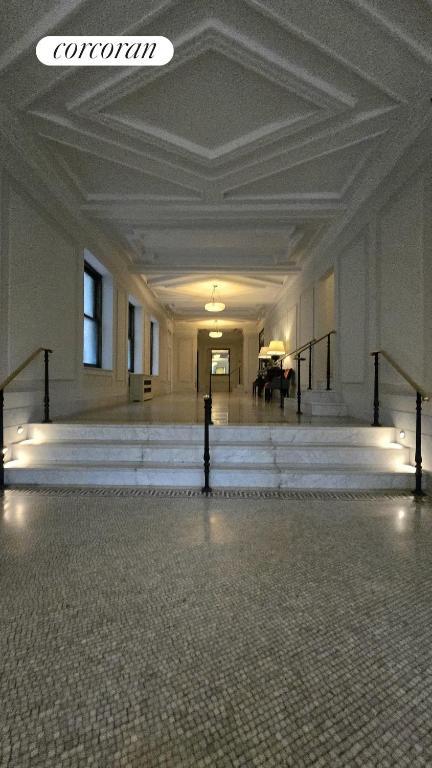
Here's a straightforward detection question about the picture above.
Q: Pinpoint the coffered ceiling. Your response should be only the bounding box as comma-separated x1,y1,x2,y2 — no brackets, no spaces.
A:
1,0,432,324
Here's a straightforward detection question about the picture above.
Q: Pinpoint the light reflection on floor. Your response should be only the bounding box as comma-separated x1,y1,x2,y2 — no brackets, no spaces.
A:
60,392,367,426
0,489,431,767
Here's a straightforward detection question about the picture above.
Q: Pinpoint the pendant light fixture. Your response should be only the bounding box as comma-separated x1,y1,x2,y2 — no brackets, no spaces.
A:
205,284,225,313
209,320,223,339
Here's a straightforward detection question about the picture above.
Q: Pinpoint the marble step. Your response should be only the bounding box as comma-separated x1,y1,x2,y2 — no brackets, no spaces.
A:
12,441,272,465
285,390,348,417
4,462,414,490
302,402,348,416
5,463,204,487
27,423,399,447
212,465,414,490
12,440,410,468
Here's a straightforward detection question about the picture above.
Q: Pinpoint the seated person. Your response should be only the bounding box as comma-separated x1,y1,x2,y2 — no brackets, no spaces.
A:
266,366,295,401
253,372,267,397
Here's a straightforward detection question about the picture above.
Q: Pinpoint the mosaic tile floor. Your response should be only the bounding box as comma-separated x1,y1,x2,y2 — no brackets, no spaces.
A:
1,490,432,767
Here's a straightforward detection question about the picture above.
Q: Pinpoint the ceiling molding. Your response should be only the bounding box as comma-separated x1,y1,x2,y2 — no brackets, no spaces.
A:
1,0,431,322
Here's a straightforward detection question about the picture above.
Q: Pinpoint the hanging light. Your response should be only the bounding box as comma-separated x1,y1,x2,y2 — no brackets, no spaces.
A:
209,320,223,339
205,284,225,312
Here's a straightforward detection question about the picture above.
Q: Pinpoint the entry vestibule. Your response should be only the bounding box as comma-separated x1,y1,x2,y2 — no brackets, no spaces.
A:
197,329,243,394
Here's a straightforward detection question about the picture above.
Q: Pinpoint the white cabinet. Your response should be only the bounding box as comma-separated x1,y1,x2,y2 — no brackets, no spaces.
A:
129,374,153,402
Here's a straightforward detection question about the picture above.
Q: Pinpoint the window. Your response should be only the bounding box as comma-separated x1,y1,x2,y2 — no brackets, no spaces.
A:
83,262,102,367
128,303,135,372
211,349,229,375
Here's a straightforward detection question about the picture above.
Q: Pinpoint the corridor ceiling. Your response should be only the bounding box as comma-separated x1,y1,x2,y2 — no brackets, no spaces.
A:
2,0,432,325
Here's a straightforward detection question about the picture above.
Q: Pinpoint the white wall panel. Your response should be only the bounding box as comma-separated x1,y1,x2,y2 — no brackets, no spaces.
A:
340,237,367,383
8,188,77,381
379,174,424,384
299,287,314,347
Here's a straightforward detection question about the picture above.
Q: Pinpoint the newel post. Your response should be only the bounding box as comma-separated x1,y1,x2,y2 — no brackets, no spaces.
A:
372,352,380,427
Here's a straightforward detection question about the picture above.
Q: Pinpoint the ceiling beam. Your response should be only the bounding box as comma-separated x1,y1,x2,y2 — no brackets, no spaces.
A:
130,263,301,274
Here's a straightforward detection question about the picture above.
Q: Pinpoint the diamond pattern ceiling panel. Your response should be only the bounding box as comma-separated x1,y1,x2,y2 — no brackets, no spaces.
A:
106,50,318,152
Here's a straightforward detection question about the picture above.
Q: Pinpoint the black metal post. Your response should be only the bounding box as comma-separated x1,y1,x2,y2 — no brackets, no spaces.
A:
0,389,4,493
280,360,284,410
414,391,424,497
202,395,212,494
372,352,380,427
208,370,213,425
326,334,331,391
296,356,305,415
43,349,52,424
308,344,312,390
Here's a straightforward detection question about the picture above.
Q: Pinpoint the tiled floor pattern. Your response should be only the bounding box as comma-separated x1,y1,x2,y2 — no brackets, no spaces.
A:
6,486,415,500
1,490,432,767
61,392,366,426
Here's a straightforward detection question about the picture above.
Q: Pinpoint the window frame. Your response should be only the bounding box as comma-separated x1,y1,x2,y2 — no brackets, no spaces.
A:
128,302,135,373
83,261,103,368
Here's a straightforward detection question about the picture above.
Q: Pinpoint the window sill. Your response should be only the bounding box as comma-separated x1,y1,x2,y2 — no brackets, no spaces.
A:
82,366,113,376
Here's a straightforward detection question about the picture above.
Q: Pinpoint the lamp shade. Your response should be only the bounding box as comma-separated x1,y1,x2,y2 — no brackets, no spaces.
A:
268,339,285,355
258,346,271,359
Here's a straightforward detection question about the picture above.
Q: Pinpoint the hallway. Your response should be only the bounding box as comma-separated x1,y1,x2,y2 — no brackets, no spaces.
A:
63,392,366,426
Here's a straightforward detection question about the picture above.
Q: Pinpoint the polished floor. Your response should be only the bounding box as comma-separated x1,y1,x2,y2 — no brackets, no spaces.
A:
1,490,431,767
65,392,364,426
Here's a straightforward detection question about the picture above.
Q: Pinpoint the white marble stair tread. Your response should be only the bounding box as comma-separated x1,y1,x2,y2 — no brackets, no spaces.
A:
18,439,205,446
4,464,204,487
7,461,203,469
277,463,413,473
211,462,413,472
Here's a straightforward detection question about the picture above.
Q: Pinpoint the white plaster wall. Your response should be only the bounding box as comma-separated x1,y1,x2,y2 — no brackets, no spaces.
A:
379,176,424,385
339,236,367,384
243,331,259,395
263,136,432,481
263,294,298,371
173,329,197,393
0,170,172,446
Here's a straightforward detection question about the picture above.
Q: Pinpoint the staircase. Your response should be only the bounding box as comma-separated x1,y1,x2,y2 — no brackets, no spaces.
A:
284,389,348,417
5,422,415,490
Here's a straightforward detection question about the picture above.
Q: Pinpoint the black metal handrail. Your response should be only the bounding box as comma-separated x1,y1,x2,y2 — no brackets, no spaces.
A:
371,349,430,497
294,330,335,413
259,330,336,411
1,348,53,491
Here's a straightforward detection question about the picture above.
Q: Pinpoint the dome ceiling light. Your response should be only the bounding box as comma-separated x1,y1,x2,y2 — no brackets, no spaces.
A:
209,320,223,339
205,284,225,313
